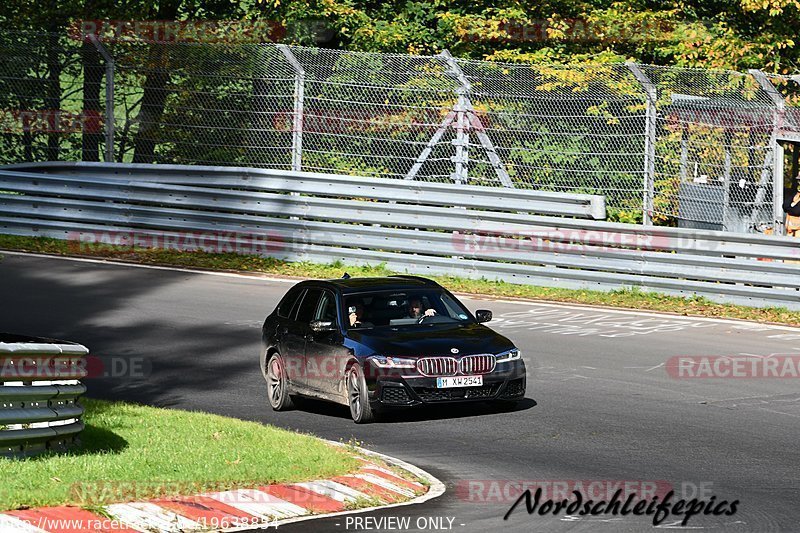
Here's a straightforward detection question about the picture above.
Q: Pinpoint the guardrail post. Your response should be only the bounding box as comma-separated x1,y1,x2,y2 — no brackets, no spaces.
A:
748,69,786,235
626,62,657,226
278,45,305,172
89,35,115,163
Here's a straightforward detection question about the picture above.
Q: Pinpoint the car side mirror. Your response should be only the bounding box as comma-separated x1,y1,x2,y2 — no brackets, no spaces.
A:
475,310,492,323
310,320,337,333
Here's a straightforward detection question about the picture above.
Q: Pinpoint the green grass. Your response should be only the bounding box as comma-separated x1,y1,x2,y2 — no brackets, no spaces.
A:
0,399,359,511
2,234,800,326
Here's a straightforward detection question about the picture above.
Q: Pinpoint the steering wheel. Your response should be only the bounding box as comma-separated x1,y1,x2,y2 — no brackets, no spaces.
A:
417,312,437,324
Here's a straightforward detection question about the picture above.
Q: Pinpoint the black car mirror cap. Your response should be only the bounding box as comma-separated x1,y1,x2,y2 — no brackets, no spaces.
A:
475,310,492,323
310,320,337,332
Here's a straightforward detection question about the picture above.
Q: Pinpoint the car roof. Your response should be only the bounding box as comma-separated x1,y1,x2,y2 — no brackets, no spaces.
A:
305,275,440,294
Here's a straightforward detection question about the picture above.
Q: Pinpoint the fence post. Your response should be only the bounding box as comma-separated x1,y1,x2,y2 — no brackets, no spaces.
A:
278,44,305,172
438,51,470,185
748,69,786,236
626,62,657,226
438,50,513,187
89,35,115,163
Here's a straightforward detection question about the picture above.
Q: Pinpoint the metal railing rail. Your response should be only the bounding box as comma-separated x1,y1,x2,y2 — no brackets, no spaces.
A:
1,163,799,310
0,336,87,458
2,162,607,219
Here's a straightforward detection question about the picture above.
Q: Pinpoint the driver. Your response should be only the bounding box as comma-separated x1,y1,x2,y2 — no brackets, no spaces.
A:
407,297,436,319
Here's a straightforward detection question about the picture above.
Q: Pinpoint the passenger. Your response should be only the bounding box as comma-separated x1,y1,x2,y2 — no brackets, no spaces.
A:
348,302,373,328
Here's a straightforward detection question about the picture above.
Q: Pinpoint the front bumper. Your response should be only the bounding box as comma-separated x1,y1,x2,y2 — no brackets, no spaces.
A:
367,359,526,408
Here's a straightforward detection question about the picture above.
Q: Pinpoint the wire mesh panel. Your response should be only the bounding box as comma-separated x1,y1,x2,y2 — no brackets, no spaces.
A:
642,65,779,230
110,41,297,167
454,59,647,207
285,47,458,179
0,31,795,231
0,31,106,164
766,73,800,134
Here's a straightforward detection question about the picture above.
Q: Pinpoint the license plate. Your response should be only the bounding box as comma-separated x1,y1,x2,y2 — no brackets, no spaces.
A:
436,375,483,388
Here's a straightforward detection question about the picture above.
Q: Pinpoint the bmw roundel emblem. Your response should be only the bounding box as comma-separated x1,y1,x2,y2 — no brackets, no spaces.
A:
451,348,459,354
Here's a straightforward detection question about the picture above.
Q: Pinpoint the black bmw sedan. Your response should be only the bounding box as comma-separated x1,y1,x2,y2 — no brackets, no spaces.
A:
260,275,526,423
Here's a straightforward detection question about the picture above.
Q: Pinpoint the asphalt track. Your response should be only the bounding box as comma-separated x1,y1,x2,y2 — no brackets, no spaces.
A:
1,252,799,532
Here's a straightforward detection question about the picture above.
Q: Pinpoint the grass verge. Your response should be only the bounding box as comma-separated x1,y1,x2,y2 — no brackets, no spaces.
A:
1,234,799,326
0,398,359,511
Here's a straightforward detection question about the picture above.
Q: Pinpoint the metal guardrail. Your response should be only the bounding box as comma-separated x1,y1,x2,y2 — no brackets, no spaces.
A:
0,335,87,458
2,162,607,219
1,163,799,310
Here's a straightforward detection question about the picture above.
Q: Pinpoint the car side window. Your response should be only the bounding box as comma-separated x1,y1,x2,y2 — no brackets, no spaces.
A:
296,288,322,323
277,287,303,319
315,291,338,324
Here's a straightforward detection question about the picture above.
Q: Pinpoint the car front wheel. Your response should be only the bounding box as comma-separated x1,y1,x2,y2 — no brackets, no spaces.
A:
266,352,294,411
346,363,376,424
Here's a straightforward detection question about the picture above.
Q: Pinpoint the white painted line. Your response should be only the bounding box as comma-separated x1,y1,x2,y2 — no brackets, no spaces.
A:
206,489,307,520
352,473,416,497
104,502,198,532
0,515,49,533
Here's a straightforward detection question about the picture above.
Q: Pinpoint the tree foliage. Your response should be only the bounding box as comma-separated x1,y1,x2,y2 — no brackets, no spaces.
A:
0,0,798,72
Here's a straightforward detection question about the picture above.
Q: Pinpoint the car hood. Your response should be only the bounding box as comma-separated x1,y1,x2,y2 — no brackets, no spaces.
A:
347,322,514,357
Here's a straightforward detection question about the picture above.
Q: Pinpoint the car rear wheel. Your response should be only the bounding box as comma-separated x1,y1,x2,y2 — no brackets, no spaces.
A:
346,364,375,424
266,352,294,411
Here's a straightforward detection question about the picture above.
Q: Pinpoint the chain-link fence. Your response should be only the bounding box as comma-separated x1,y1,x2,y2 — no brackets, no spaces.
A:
1,30,799,231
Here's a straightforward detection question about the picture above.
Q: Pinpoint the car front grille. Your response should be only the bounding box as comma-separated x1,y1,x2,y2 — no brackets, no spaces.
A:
416,357,458,377
416,355,497,377
416,383,501,402
458,354,496,375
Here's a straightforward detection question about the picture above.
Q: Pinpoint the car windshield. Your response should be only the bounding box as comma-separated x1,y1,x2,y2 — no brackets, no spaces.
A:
344,289,473,330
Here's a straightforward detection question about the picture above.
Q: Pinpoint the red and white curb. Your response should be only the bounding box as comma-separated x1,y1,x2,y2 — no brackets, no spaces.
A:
0,443,444,532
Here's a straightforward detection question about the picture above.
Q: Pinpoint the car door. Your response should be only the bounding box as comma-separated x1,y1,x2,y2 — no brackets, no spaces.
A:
305,290,345,395
288,287,322,391
272,286,304,386
281,288,320,391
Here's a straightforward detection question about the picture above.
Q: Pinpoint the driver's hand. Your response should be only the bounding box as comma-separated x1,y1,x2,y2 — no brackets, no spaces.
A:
349,312,358,326
424,308,436,317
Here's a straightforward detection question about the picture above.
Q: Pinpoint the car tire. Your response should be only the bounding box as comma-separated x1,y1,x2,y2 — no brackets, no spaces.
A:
346,363,376,424
265,352,294,411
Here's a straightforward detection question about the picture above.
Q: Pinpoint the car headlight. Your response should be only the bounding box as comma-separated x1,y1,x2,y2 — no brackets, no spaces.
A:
369,355,417,369
496,349,521,363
